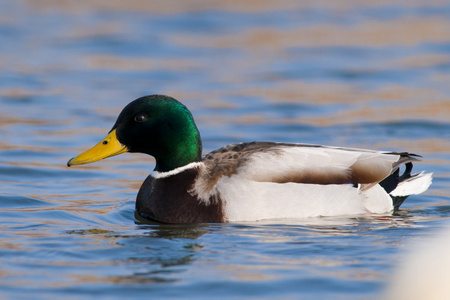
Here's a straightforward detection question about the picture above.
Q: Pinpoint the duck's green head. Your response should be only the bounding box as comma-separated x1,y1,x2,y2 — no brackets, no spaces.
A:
67,95,202,172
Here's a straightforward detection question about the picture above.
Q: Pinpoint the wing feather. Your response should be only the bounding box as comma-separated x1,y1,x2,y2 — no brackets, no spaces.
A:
203,142,419,186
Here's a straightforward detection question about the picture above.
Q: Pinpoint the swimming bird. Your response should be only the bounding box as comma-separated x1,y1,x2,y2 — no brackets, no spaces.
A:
67,95,432,223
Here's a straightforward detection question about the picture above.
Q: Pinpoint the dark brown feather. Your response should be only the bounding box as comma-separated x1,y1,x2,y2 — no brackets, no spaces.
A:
136,167,224,224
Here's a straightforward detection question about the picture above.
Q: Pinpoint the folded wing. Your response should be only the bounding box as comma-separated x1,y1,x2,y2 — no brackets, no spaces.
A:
203,142,419,186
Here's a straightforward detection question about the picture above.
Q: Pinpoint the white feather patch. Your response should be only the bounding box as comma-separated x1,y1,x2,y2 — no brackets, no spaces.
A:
390,172,433,197
189,165,219,205
361,184,394,212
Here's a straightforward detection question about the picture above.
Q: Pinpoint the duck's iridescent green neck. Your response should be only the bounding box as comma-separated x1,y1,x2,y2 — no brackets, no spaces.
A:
153,110,203,172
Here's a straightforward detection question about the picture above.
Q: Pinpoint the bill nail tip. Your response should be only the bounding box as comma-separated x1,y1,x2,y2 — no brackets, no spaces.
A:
67,158,74,167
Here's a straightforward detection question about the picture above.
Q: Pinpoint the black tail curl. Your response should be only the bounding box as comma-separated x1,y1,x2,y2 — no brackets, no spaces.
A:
379,162,413,210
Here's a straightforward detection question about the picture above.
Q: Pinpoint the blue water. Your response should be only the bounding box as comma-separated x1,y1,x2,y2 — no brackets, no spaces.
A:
1,1,449,299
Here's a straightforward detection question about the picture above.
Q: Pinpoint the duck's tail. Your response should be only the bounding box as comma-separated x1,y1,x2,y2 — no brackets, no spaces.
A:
379,162,433,210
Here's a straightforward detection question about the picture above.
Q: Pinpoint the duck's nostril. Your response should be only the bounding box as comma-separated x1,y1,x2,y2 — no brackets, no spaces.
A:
102,141,108,145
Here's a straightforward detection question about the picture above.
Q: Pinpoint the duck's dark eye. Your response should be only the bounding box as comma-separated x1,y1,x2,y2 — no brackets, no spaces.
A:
134,114,148,122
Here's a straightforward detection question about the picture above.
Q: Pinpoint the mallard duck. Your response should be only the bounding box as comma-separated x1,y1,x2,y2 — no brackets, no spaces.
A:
67,95,432,223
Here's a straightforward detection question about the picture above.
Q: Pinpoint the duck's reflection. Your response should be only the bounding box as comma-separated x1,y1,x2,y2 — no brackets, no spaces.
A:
134,210,214,240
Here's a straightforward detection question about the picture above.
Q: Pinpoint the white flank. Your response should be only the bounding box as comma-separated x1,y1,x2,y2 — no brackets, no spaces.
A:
151,162,204,179
390,172,433,197
214,176,393,222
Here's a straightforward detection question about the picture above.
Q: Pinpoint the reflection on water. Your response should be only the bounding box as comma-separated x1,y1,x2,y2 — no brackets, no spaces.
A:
0,0,449,299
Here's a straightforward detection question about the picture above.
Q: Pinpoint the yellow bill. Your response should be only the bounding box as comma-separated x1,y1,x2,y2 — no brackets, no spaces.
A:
67,129,127,166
